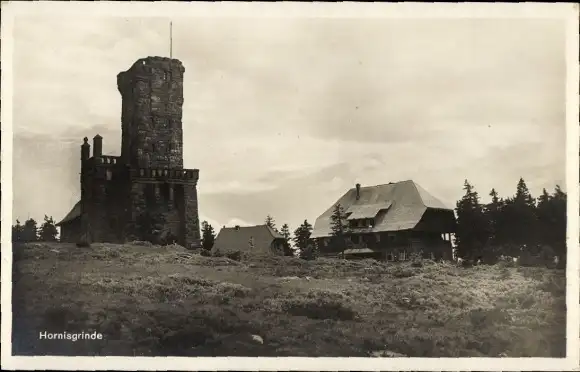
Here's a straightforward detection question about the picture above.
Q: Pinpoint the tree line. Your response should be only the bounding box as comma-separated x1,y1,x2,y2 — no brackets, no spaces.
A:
455,177,566,265
12,177,567,267
12,216,59,242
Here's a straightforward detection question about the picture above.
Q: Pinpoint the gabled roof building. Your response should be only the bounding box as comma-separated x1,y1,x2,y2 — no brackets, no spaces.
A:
212,224,286,256
312,180,456,261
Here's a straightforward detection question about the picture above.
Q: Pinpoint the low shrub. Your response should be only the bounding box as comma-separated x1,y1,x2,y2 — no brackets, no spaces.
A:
282,298,357,321
410,260,423,268
226,251,242,262
468,308,510,328
392,267,415,278
498,260,516,269
199,249,212,257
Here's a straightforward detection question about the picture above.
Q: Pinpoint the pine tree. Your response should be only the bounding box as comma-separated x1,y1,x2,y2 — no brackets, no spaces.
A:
21,218,38,242
293,220,314,259
12,219,23,243
484,188,505,262
38,215,58,242
280,223,294,256
265,215,277,232
510,177,539,255
549,185,567,264
454,180,489,260
536,188,552,247
330,204,349,257
201,221,216,251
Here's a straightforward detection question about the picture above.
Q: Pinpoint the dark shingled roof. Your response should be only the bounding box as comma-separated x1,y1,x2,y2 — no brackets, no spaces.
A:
312,180,454,238
56,201,81,226
212,224,284,254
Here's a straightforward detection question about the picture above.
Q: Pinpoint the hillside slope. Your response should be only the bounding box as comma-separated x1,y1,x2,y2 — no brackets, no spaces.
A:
11,242,566,357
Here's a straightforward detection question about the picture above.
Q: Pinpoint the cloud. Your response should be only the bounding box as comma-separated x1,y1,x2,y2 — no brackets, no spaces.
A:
10,15,567,233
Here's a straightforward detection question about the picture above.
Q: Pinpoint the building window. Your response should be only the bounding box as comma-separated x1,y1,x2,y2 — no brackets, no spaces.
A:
376,234,381,242
388,233,396,242
387,254,393,261
351,235,360,244
106,169,113,181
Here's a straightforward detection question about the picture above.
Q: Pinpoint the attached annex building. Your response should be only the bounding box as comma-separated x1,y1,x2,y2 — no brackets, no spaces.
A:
311,180,456,261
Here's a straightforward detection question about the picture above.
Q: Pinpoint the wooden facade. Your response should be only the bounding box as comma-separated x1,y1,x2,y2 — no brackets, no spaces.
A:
316,230,452,261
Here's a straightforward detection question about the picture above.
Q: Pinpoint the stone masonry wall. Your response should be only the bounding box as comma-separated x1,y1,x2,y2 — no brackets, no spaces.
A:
184,183,201,247
127,181,183,245
82,164,127,243
118,57,185,170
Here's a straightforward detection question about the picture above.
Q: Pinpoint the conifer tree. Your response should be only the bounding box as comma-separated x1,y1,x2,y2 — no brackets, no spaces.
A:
201,221,216,251
330,204,349,257
548,185,567,263
509,178,539,254
483,188,505,262
38,215,58,242
265,215,277,232
22,218,38,242
280,223,294,256
454,180,489,260
293,220,314,259
12,219,23,243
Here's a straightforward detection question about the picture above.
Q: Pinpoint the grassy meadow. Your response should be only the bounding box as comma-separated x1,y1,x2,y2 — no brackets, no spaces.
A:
11,242,566,357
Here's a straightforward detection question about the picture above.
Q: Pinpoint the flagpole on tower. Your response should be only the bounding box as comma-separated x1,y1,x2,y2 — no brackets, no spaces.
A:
169,21,173,58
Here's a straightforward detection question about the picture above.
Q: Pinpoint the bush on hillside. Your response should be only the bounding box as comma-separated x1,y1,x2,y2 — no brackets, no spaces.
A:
200,249,212,257
225,251,242,262
299,242,319,261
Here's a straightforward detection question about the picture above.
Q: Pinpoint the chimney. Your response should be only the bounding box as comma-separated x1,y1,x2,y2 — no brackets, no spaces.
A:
356,183,361,200
93,134,103,158
81,137,90,161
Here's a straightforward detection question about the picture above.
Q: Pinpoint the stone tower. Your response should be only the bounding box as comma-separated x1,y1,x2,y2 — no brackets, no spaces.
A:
74,57,200,248
118,57,185,169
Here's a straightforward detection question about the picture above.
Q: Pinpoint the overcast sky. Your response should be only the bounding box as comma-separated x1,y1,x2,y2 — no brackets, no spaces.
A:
11,15,567,233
